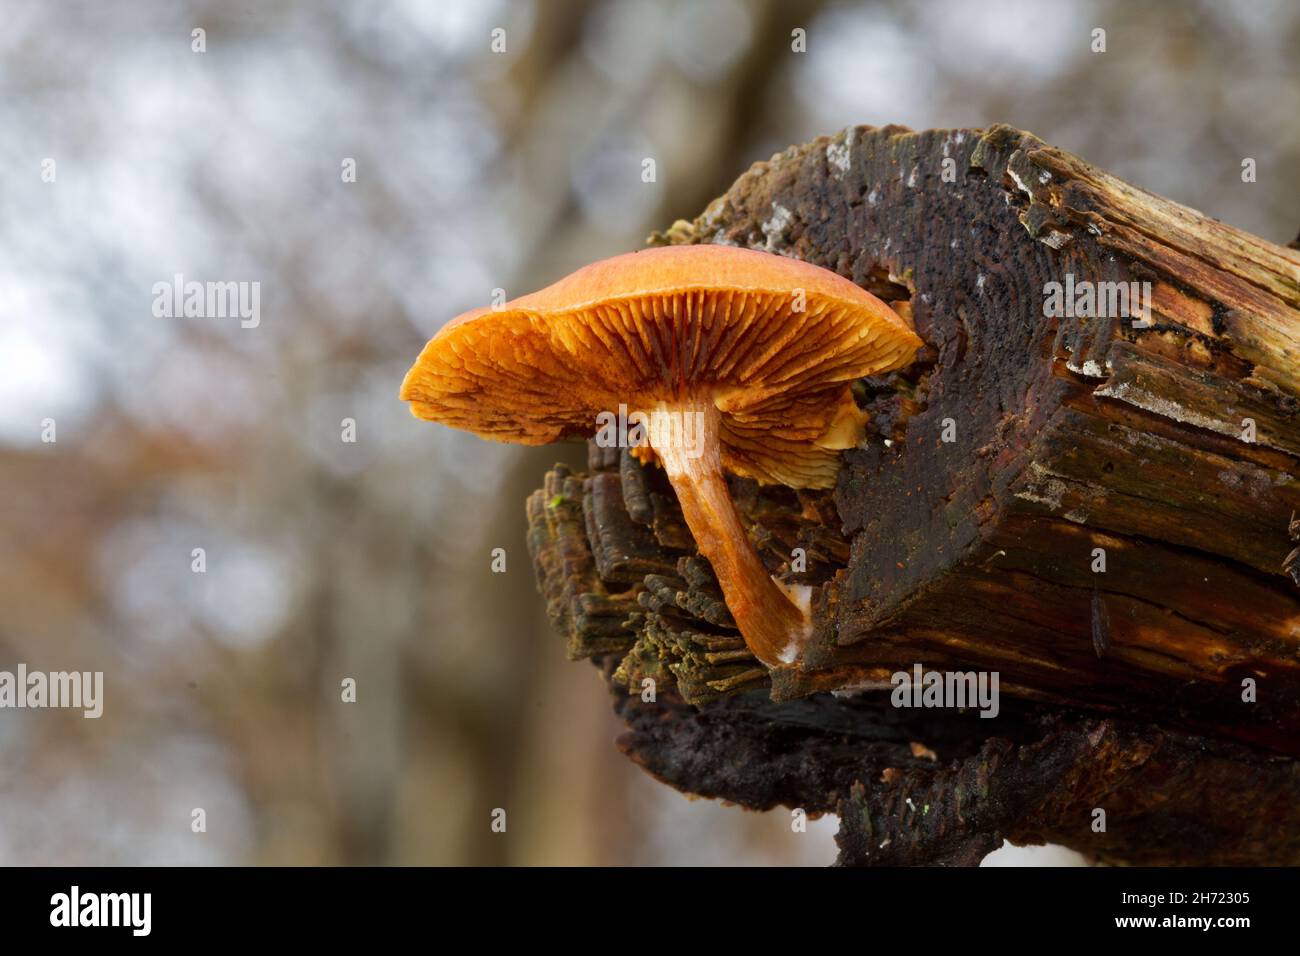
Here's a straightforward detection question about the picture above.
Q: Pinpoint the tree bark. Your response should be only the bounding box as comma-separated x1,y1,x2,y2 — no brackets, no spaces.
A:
527,125,1300,865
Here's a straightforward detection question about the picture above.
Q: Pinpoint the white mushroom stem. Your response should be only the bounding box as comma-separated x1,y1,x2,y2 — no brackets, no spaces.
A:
647,400,811,669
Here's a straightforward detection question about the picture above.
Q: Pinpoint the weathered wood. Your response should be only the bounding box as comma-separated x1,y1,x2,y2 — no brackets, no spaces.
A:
679,123,1300,753
526,125,1300,864
609,670,1300,866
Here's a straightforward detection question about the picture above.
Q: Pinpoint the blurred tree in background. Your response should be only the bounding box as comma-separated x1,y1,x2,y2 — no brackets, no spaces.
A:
1,0,1296,864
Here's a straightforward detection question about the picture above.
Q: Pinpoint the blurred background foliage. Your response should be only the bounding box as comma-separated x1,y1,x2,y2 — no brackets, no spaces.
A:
1,0,1296,864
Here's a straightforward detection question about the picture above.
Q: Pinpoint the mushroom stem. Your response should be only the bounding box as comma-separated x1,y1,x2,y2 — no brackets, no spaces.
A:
647,400,811,669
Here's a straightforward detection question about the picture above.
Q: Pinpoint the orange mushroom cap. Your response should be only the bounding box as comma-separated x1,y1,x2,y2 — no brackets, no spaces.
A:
399,245,922,488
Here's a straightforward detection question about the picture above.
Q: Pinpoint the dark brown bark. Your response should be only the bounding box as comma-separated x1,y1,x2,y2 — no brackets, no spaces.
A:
526,125,1300,865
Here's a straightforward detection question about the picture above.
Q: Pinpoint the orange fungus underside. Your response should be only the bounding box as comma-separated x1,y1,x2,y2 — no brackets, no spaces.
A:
400,244,923,488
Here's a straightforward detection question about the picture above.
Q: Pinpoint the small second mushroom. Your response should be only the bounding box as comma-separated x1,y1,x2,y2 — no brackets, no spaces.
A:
400,245,922,669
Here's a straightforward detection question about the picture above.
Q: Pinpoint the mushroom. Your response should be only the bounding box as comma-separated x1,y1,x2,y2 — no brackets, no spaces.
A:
400,245,922,669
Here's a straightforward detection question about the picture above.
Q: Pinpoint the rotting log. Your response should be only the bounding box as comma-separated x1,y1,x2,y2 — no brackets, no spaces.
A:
526,124,1300,865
